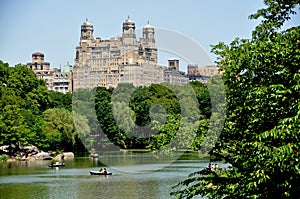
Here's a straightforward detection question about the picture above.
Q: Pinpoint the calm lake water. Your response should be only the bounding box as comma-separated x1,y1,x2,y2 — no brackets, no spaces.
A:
0,151,220,199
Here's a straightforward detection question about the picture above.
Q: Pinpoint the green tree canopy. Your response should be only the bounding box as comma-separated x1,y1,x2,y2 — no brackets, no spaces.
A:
172,1,300,198
43,108,75,151
94,82,211,151
0,61,79,153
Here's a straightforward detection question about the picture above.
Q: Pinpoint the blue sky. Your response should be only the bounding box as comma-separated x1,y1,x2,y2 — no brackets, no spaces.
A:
0,0,299,71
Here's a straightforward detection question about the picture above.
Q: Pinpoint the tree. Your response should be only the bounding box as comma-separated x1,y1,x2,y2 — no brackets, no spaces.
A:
172,1,300,198
0,105,29,149
0,61,79,153
25,85,52,114
43,108,75,151
72,112,90,154
189,81,211,118
6,64,39,98
94,82,209,150
249,0,300,39
147,114,180,150
49,90,72,112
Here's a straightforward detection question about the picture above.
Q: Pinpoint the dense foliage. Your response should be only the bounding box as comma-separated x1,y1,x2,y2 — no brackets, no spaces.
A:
0,62,85,155
172,0,300,198
0,61,215,156
92,81,213,151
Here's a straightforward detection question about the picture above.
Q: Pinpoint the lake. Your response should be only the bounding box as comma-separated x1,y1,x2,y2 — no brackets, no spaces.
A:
0,151,220,199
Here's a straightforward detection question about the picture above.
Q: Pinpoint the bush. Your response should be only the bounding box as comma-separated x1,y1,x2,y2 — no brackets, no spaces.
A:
0,155,8,161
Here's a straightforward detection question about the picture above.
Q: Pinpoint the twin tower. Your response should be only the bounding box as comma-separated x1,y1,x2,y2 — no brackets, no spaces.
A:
80,17,155,45
73,17,158,89
75,17,157,66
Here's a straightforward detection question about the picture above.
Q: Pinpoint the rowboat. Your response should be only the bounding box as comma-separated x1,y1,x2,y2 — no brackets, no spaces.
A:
48,162,65,167
90,170,112,175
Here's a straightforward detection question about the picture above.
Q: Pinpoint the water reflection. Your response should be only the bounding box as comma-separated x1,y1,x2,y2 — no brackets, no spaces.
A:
0,151,209,199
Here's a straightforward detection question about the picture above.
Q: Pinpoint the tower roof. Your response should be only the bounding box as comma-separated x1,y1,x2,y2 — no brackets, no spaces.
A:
83,18,92,26
144,21,153,29
124,16,135,24
33,52,44,56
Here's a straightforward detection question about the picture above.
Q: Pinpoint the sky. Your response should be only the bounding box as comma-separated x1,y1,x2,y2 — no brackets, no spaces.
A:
0,0,299,72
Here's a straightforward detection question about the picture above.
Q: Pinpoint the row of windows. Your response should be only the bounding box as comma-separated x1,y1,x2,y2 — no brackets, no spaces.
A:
53,82,69,86
54,87,69,90
55,74,69,77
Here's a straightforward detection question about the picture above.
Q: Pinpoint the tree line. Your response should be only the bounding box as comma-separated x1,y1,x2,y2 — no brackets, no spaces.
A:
92,81,214,151
0,62,86,155
72,79,218,153
0,61,217,156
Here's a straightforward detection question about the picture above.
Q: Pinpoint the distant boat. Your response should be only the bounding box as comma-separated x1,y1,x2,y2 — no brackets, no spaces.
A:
43,157,53,160
89,154,99,158
89,170,112,175
48,162,65,167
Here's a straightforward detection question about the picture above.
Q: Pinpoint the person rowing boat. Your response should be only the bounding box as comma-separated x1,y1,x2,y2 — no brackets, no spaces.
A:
99,167,107,174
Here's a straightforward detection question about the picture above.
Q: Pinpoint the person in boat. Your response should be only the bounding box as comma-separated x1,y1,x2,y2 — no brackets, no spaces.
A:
215,164,219,170
206,163,212,170
103,168,107,174
99,167,107,174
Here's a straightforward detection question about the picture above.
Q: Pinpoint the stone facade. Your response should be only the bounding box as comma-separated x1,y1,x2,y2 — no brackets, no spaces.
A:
73,18,188,89
168,58,180,71
187,64,220,77
187,64,220,83
27,52,73,94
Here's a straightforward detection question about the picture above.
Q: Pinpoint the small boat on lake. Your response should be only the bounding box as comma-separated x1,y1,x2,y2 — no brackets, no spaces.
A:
48,162,65,167
43,157,53,160
90,170,112,175
89,153,99,158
